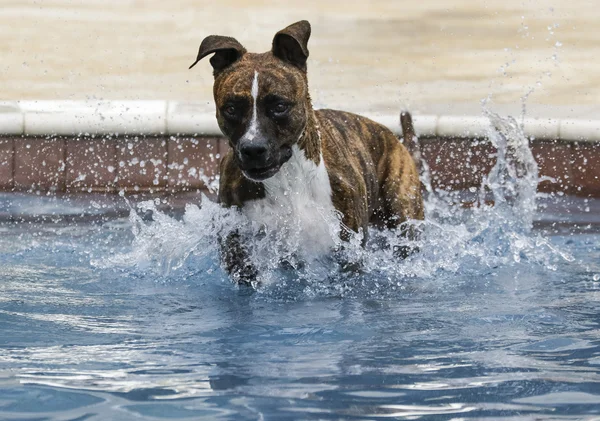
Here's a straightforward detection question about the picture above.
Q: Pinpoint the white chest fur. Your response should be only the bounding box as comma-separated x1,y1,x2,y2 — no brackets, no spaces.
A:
242,145,339,260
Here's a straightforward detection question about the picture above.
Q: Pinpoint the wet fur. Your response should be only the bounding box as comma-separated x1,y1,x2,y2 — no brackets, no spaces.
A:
192,21,424,283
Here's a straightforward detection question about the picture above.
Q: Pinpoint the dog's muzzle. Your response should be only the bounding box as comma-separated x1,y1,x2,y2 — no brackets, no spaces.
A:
238,143,292,181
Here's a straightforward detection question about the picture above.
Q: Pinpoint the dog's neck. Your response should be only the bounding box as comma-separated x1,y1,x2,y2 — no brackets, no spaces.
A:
296,102,322,165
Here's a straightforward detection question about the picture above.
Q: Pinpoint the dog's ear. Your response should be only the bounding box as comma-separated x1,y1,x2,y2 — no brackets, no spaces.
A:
272,20,311,71
189,35,247,75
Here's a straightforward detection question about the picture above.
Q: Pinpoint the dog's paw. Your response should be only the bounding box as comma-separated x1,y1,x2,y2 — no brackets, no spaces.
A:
393,244,420,259
230,262,259,287
332,248,364,274
339,259,363,273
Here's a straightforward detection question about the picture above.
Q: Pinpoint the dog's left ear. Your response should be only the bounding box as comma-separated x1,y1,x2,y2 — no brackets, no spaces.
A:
272,20,311,71
189,35,247,75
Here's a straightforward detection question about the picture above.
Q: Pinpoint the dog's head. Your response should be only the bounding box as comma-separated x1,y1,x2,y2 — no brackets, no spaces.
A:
190,21,313,181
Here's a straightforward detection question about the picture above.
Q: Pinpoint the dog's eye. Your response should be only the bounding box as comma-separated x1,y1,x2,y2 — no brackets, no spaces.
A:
271,103,290,116
224,105,237,117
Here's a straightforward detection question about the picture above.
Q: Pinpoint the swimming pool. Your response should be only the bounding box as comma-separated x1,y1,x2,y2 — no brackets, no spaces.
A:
1,114,600,420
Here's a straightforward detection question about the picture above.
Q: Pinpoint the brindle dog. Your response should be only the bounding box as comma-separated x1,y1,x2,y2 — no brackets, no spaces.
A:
190,20,424,284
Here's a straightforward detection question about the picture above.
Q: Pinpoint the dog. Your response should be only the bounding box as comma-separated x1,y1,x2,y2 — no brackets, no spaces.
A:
190,20,424,284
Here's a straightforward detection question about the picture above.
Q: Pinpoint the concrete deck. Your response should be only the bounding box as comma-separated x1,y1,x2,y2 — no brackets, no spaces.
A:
2,0,600,119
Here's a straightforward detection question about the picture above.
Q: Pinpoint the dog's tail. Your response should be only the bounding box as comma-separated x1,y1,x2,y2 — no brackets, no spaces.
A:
400,111,421,173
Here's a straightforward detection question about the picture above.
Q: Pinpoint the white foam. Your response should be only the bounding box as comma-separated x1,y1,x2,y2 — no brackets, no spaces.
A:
102,111,575,296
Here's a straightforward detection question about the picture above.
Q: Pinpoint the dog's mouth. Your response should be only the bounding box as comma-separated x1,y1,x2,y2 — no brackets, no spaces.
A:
242,163,282,181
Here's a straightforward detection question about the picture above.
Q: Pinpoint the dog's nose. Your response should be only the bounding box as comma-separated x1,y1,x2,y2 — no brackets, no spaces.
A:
240,144,268,161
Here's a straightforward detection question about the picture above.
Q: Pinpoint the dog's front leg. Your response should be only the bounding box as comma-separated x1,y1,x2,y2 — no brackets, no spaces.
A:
219,230,257,286
332,197,370,273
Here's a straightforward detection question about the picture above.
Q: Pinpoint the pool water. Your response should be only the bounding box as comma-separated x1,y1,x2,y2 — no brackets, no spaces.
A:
0,203,599,420
1,114,600,420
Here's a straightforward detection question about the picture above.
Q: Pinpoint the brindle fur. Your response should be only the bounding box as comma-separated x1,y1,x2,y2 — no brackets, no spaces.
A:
191,20,424,283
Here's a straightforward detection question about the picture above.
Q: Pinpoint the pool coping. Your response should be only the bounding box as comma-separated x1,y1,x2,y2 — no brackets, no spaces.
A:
1,100,599,142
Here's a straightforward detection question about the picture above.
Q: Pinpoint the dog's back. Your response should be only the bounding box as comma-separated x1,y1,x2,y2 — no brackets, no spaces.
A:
316,109,423,239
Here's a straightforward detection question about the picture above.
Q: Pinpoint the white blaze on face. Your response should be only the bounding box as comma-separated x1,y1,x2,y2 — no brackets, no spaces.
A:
244,70,260,142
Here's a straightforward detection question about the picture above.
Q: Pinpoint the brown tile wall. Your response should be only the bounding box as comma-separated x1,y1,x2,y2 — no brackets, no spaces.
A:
167,137,220,192
116,136,168,193
0,137,14,190
530,140,573,194
420,138,496,191
66,137,117,192
14,136,66,192
1,135,599,197
571,142,600,197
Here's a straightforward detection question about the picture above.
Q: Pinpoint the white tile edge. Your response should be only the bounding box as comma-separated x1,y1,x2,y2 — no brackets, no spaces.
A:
21,100,168,136
167,101,221,135
436,116,491,138
523,118,560,140
0,101,24,135
0,113,24,135
560,119,600,142
0,101,599,141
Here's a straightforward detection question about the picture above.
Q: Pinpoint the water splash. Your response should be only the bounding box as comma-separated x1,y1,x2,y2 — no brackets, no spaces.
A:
483,109,538,230
98,112,573,296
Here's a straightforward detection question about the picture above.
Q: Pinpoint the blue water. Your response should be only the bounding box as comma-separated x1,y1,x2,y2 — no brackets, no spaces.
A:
1,115,600,420
0,200,598,420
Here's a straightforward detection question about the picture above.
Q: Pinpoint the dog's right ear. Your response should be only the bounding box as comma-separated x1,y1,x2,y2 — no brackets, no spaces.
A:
189,35,247,75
